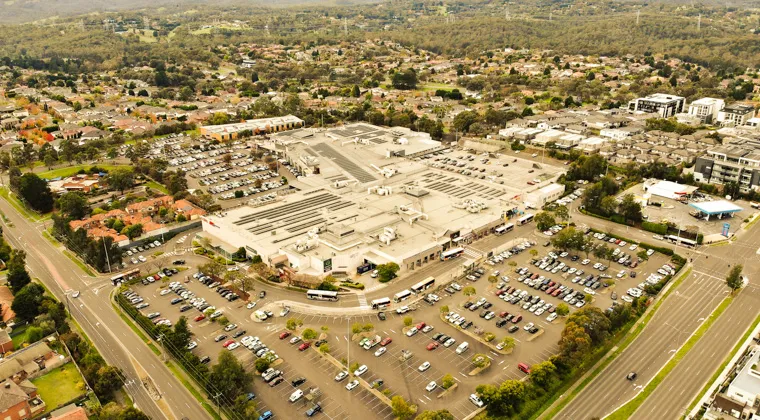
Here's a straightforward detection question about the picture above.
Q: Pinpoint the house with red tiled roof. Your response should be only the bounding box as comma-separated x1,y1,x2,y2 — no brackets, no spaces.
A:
173,199,206,219
126,196,174,216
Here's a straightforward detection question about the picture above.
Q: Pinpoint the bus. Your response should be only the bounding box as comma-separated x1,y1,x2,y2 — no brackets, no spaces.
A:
440,247,465,261
371,297,391,310
110,269,140,285
393,289,412,303
306,290,339,301
411,277,436,294
665,235,697,248
495,223,515,235
518,214,534,225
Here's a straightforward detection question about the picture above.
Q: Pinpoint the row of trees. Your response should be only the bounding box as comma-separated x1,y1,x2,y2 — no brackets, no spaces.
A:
51,212,123,273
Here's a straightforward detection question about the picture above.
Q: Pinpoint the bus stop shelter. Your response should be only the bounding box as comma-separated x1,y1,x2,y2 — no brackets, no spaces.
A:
688,200,743,220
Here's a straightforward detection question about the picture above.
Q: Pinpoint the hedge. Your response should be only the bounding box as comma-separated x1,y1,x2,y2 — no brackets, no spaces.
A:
340,282,365,290
642,221,668,235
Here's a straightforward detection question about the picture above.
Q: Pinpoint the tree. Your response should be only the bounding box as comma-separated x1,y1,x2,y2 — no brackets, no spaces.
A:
199,261,225,278
11,283,45,320
57,192,90,220
302,328,318,340
416,410,455,420
551,227,586,253
441,374,455,389
619,194,643,223
391,69,418,90
232,394,259,419
500,336,516,351
726,265,744,292
7,250,31,293
529,360,557,390
403,316,413,327
462,286,476,298
166,316,192,352
554,205,569,222
452,110,479,133
108,168,135,194
254,357,271,373
555,303,570,316
391,395,417,420
286,318,303,331
17,173,54,213
472,354,489,368
207,351,254,401
121,224,143,240
534,211,556,231
376,262,400,283
319,343,330,354
94,365,124,399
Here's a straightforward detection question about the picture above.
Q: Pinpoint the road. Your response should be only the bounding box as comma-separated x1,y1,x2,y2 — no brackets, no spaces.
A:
0,196,208,420
554,211,760,419
629,232,760,419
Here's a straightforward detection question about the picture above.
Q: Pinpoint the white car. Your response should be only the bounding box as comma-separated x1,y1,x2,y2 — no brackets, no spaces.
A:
346,380,360,391
451,283,462,291
354,365,368,376
426,381,437,392
646,249,655,256
396,306,410,314
546,313,558,322
138,255,147,263
374,347,387,357
523,322,535,331
289,389,304,402
246,302,257,309
160,289,172,296
444,338,456,347
187,341,197,350
334,371,348,381
470,394,484,407
621,295,634,303
422,325,434,333
629,244,638,251
406,327,418,337
290,336,302,344
418,361,431,372
227,342,240,350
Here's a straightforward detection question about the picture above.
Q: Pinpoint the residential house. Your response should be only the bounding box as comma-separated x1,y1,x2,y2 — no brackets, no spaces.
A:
49,405,88,420
0,331,13,354
0,379,45,420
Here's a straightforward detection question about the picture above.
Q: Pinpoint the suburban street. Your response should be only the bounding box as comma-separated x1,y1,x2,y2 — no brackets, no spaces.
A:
0,195,207,420
555,212,760,419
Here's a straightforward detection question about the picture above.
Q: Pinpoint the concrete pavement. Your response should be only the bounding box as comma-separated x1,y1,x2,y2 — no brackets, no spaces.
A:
0,198,210,420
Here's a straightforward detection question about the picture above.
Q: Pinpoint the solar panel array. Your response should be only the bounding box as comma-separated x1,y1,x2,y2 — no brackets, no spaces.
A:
312,143,377,183
420,172,504,200
233,192,355,236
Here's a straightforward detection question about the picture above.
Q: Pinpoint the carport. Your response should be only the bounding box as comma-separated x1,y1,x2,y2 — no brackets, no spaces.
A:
688,200,743,221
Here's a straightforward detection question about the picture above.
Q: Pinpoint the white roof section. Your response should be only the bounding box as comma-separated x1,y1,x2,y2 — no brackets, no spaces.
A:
689,200,743,215
643,179,698,200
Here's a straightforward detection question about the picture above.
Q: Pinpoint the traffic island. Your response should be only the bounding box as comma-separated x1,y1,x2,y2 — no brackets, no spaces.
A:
437,383,458,399
468,356,492,376
527,328,545,342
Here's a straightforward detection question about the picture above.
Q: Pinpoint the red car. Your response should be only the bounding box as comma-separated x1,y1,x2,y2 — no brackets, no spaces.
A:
416,322,426,330
426,342,439,351
380,337,393,346
194,314,206,322
499,311,510,318
496,290,505,296
511,315,523,323
222,339,235,348
298,342,311,351
279,331,291,340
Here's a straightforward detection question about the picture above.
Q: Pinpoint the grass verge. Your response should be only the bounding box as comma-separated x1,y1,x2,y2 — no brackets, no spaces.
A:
10,324,30,348
607,292,735,420
682,313,760,418
0,187,50,222
539,267,692,419
42,230,60,247
62,250,97,277
111,302,161,356
145,181,170,194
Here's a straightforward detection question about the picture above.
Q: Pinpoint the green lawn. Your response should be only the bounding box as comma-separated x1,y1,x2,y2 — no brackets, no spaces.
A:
31,363,86,411
62,250,96,277
145,181,169,194
10,325,30,348
418,82,461,92
37,164,130,180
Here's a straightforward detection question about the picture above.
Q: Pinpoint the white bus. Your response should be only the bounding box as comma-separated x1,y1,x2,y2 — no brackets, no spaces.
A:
393,289,413,303
440,247,465,261
306,290,339,301
411,277,435,294
371,297,391,310
495,223,515,235
518,214,534,225
665,235,696,248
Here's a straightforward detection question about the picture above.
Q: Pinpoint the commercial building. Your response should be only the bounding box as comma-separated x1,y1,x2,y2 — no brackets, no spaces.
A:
694,141,760,193
642,179,698,201
627,94,686,118
688,200,743,221
200,123,554,278
717,104,756,127
199,115,304,141
687,98,725,124
524,183,565,209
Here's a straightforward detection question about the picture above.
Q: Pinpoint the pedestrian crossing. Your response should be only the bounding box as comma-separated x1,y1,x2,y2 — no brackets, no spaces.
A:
356,293,369,309
464,247,482,259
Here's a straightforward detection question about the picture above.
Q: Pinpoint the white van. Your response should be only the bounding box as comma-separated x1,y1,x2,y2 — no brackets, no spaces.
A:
456,342,469,354
289,389,304,403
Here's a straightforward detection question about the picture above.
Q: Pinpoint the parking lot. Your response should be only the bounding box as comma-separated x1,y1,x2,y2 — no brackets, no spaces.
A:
119,218,675,419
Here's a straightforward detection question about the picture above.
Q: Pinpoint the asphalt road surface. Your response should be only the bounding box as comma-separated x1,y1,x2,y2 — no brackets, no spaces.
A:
555,214,760,420
0,196,208,420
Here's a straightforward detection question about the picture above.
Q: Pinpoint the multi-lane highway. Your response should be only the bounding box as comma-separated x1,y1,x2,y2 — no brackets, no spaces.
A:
554,212,760,419
0,195,208,420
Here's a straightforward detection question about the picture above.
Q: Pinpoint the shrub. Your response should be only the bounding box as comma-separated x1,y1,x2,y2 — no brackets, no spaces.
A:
642,221,668,235
340,281,365,290
483,332,495,342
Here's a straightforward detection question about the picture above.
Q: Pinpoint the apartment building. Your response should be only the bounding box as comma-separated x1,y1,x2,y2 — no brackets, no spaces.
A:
694,142,760,193
717,104,756,127
628,93,686,118
687,97,725,124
